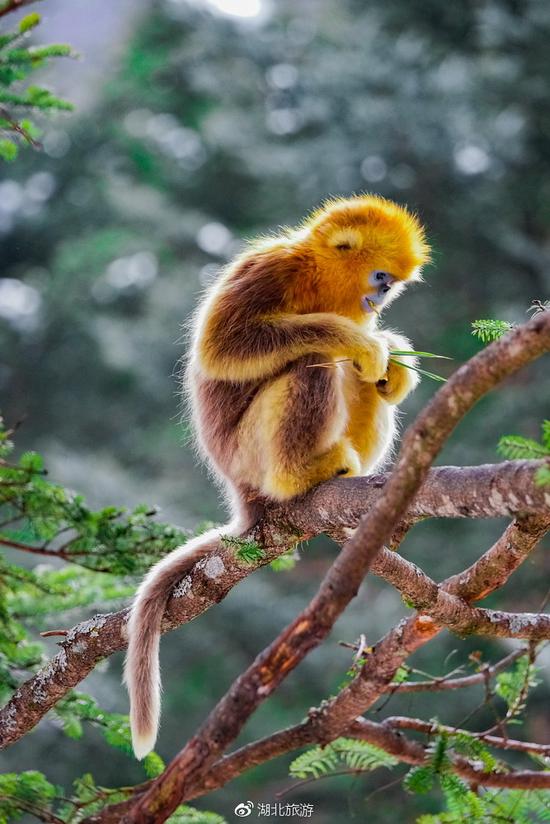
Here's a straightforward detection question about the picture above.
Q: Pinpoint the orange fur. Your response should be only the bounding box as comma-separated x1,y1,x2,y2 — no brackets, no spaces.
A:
124,195,430,758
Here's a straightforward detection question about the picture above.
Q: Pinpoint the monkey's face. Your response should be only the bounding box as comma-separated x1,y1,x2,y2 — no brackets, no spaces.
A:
360,269,402,314
304,195,431,321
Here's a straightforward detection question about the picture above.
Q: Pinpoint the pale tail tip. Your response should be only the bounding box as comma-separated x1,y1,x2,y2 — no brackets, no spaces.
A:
132,730,156,761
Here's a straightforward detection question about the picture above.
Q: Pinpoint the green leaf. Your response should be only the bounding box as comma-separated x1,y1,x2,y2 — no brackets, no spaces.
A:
168,806,227,824
222,535,265,565
332,738,398,770
391,359,447,382
289,745,339,778
495,655,539,717
289,738,396,780
19,451,44,472
497,435,549,461
389,349,452,360
404,765,435,794
143,751,165,778
18,12,41,33
270,550,297,571
535,464,550,487
0,771,58,822
448,731,498,772
0,138,17,160
391,665,409,684
471,318,515,343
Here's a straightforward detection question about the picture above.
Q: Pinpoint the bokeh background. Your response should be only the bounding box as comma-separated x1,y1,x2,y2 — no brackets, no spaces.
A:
1,0,549,821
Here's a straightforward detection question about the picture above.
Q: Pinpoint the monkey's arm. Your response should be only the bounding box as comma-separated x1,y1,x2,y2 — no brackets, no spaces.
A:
198,309,388,383
375,329,419,405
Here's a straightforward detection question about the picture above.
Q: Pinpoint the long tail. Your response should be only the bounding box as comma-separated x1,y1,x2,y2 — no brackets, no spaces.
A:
124,510,250,759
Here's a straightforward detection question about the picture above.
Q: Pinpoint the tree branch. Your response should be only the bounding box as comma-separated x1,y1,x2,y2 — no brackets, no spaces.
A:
384,716,550,756
304,515,549,744
2,461,547,750
371,546,550,640
0,0,36,19
382,649,524,693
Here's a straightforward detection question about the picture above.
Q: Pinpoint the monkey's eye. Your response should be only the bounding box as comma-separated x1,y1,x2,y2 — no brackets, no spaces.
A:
335,243,352,251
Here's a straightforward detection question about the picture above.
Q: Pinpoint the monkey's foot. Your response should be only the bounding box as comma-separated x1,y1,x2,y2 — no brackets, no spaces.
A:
263,440,361,500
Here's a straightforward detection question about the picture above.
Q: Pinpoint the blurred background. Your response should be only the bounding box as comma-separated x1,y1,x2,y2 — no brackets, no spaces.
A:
1,0,549,820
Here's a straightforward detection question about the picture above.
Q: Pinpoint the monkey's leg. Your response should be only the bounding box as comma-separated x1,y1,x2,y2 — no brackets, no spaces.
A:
239,354,361,500
344,372,397,473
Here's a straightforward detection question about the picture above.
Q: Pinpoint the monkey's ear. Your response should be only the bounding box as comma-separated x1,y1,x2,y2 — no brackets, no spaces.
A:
326,227,363,252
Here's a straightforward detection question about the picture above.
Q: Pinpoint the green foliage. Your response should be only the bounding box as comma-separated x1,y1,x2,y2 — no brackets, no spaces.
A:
406,734,486,821
417,789,550,823
405,766,435,795
0,419,189,576
471,319,515,343
495,653,540,721
0,418,233,820
497,422,550,486
0,729,221,822
289,737,397,779
0,1,74,159
447,731,498,773
0,771,58,823
0,768,224,823
289,745,340,779
497,435,549,461
167,807,227,824
0,135,16,158
391,665,410,684
408,726,550,821
270,549,298,571
335,738,398,771
221,535,266,566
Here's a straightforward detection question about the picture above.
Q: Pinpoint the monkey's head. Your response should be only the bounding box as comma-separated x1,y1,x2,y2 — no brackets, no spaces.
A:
303,194,431,321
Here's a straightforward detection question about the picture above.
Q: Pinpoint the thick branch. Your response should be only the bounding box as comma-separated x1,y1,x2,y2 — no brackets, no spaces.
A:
2,461,546,750
371,547,550,640
445,513,550,600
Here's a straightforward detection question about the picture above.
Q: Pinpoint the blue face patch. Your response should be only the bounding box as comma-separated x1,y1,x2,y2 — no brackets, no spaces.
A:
361,271,396,312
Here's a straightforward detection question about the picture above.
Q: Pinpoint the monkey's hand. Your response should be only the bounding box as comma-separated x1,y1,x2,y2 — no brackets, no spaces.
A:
376,358,419,404
375,330,419,404
351,333,390,383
